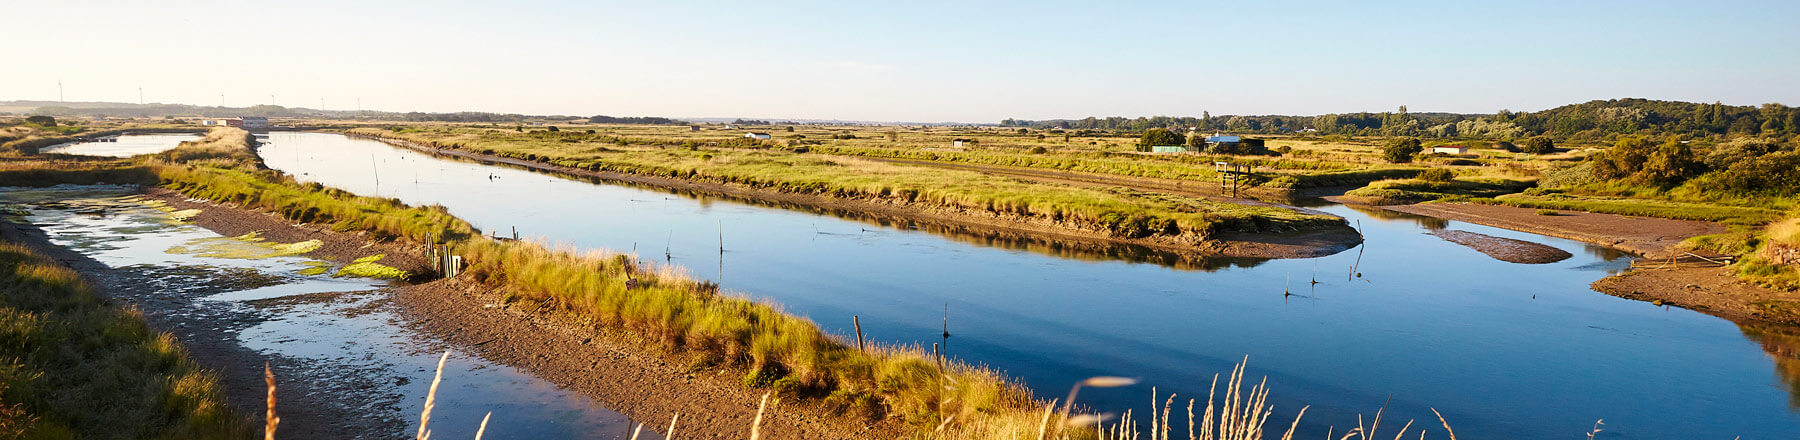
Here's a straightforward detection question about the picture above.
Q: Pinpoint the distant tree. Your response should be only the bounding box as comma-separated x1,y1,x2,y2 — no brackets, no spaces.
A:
1640,138,1704,186
1139,128,1184,146
1185,132,1207,148
785,126,795,132
886,130,899,142
24,115,55,126
546,126,559,132
1521,136,1556,154
1381,137,1423,163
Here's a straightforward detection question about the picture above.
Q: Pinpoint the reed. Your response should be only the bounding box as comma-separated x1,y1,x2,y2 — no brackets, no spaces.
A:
0,241,247,439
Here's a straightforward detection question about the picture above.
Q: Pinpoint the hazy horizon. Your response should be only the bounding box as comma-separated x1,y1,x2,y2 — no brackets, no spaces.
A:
6,0,1797,123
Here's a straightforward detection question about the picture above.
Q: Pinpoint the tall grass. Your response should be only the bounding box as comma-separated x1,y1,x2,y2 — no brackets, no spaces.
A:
456,238,1037,429
152,164,472,243
0,241,246,439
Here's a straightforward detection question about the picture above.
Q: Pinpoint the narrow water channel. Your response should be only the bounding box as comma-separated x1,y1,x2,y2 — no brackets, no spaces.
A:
259,132,1800,439
39,133,200,157
0,185,651,439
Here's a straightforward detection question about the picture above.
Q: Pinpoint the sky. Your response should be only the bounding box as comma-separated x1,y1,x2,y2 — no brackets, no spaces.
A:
5,0,1798,122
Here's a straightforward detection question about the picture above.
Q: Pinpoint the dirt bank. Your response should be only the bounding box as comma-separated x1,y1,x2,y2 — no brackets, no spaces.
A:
1427,229,1573,264
1383,202,1725,259
140,187,890,438
1594,264,1800,326
395,279,895,439
348,132,1361,260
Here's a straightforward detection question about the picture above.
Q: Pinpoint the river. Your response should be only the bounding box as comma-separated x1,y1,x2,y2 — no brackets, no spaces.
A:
40,133,200,157
258,132,1800,439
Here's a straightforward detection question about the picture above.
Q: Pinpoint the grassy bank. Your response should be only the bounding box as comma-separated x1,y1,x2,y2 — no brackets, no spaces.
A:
347,127,1343,240
0,240,246,439
143,128,1045,435
1342,172,1534,205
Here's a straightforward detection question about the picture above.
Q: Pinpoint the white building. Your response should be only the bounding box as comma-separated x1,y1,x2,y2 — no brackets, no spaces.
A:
1431,145,1469,155
745,132,772,140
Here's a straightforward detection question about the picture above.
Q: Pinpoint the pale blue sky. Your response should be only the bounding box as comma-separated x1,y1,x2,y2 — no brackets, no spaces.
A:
6,0,1797,122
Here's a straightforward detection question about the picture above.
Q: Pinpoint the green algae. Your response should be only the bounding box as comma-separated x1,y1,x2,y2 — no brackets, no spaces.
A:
335,254,407,279
166,231,323,260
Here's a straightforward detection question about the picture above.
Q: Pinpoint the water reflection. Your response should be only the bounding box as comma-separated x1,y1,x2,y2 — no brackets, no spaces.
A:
1740,322,1800,409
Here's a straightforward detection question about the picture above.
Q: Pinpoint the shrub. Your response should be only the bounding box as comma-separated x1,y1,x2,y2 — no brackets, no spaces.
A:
24,115,55,126
1381,137,1423,163
1521,136,1556,154
1536,209,1560,216
1417,168,1455,182
1028,146,1047,154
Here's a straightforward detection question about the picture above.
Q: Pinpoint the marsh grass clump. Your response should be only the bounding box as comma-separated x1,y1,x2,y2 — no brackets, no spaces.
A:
0,242,246,439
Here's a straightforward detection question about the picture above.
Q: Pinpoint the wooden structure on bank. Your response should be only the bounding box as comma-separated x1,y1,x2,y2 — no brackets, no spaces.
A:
1215,161,1250,197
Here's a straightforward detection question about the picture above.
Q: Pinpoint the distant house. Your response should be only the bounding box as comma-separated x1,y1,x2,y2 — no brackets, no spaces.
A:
746,132,772,140
241,116,269,130
689,125,701,131
1206,134,1242,146
1431,145,1469,155
1148,145,1188,154
953,140,965,148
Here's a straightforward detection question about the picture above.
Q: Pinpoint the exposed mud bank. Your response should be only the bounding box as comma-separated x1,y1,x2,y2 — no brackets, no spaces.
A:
347,132,1362,260
1427,229,1573,264
1381,202,1723,259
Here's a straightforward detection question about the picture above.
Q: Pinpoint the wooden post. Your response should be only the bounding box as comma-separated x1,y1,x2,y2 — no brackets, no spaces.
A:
853,315,865,351
942,303,950,338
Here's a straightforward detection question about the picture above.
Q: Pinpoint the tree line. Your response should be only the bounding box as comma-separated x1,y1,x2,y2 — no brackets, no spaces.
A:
1003,99,1800,142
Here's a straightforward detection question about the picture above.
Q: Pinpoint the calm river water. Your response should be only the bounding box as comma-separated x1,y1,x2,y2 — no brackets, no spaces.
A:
40,133,200,157
259,132,1800,439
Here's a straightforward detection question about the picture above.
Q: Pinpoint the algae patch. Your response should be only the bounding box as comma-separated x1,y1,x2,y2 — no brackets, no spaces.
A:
167,231,323,259
297,261,334,276
336,254,407,279
167,208,202,222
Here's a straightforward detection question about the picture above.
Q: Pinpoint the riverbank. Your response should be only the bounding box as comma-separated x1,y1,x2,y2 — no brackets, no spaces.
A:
1382,201,1724,259
136,185,893,438
1375,201,1800,324
0,217,247,439
346,131,1362,259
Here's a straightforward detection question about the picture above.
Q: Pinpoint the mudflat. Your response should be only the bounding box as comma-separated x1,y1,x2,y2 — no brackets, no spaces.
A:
1385,202,1725,259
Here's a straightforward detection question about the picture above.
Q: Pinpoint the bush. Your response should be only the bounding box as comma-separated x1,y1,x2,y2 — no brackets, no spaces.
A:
1418,168,1455,182
1536,209,1560,216
1028,146,1047,154
1381,137,1423,163
1521,136,1555,154
24,115,56,126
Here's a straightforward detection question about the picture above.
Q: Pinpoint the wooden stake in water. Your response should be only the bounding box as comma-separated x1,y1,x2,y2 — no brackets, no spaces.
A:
942,303,951,338
718,219,724,254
